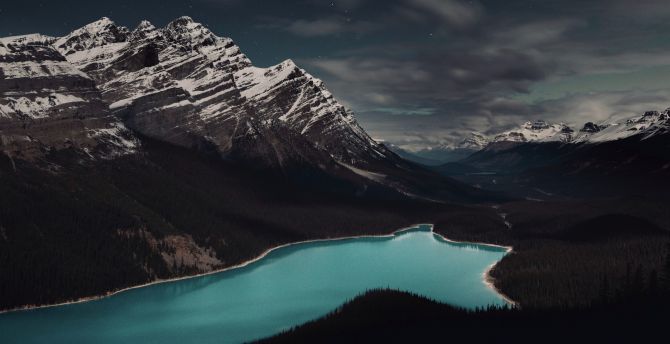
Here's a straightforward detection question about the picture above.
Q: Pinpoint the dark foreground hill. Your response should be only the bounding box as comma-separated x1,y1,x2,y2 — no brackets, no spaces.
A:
259,288,670,343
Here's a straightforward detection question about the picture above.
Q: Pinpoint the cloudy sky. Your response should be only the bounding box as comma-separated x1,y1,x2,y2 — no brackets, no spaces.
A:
2,0,670,150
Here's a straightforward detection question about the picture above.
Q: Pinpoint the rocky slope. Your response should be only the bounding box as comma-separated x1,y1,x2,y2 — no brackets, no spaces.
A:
467,109,669,148
0,33,137,161
573,109,670,143
53,17,389,169
458,132,490,150
492,120,574,143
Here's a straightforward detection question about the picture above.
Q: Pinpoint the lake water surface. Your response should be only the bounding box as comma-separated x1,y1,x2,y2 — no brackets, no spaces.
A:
0,225,509,344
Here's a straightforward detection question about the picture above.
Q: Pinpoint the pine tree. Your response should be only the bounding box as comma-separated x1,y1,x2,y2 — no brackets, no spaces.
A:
631,264,644,297
599,274,610,304
648,270,658,296
662,243,670,294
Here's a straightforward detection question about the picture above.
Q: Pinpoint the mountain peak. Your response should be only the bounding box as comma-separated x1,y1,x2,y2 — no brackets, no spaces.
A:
131,20,158,40
163,16,219,48
135,20,156,32
77,17,119,34
54,17,129,56
95,17,113,24
458,132,489,150
169,16,195,26
0,33,54,47
494,120,571,143
281,58,297,67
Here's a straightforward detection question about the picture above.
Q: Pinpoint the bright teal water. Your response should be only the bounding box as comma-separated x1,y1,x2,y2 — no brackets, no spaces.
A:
0,225,508,344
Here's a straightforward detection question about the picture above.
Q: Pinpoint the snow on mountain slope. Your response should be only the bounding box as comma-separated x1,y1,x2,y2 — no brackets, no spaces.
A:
53,17,129,59
447,110,670,154
574,109,670,143
55,17,389,170
458,132,490,150
493,120,573,143
0,34,137,160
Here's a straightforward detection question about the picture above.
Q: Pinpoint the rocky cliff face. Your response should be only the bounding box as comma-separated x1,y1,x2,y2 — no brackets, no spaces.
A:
53,17,390,172
0,34,137,161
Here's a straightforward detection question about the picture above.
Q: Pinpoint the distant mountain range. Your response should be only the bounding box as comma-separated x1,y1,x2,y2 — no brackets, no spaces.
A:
394,110,670,165
430,109,670,200
487,110,669,144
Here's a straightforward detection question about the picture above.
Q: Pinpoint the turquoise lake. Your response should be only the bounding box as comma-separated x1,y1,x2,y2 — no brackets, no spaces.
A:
0,225,509,344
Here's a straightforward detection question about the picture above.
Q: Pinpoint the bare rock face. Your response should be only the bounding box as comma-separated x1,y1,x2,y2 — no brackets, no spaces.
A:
54,17,392,172
580,122,602,133
53,17,130,56
0,34,137,161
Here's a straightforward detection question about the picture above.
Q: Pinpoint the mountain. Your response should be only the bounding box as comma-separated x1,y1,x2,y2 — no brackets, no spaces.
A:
492,120,574,143
410,121,577,164
464,108,670,172
0,34,137,161
449,110,670,151
458,132,490,150
52,17,387,169
573,109,670,142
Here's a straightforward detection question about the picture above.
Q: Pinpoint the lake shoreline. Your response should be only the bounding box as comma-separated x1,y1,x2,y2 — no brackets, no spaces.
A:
429,229,516,307
0,223,514,314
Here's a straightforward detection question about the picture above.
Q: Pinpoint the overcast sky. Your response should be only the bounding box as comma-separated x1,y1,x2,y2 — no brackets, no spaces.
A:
2,0,670,150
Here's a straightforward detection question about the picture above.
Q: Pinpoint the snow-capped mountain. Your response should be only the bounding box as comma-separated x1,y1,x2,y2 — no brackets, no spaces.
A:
413,121,574,159
457,132,490,150
455,108,670,185
0,34,137,160
492,120,573,143
51,16,389,171
573,109,670,143
446,111,670,154
493,110,670,145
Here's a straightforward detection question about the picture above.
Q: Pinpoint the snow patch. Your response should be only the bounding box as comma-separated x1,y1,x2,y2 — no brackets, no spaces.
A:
338,161,387,183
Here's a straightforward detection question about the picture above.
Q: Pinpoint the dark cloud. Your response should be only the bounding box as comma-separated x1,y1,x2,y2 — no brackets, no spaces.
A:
259,16,379,37
394,0,483,29
296,0,670,149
